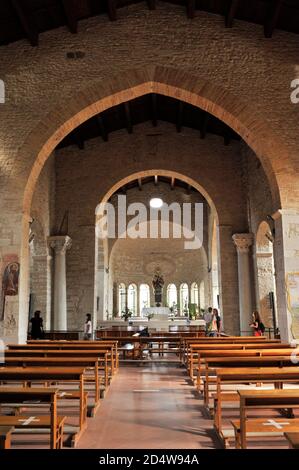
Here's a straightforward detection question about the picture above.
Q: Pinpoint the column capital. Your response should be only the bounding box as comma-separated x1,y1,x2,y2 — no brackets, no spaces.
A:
48,235,72,254
232,233,253,254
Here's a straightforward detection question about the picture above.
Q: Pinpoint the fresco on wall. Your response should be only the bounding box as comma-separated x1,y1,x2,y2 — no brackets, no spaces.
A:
286,272,299,340
0,255,20,321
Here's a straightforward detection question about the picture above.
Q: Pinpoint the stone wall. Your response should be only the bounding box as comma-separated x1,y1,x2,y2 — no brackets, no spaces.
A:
53,122,246,331
29,154,55,330
0,2,298,339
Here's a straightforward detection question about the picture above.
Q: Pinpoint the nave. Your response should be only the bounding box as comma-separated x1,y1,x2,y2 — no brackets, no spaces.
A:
77,364,217,450
1,335,299,450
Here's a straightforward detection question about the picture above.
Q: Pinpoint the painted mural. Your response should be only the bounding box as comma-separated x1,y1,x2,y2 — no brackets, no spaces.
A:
0,255,20,321
286,272,299,339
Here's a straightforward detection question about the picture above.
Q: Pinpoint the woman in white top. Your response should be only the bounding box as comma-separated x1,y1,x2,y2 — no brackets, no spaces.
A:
84,313,92,340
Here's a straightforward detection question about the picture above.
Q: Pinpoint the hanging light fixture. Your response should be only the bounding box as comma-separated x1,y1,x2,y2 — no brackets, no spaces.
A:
150,197,163,209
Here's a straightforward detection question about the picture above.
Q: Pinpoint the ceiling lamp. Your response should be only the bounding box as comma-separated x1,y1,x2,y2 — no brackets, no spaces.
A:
150,198,163,209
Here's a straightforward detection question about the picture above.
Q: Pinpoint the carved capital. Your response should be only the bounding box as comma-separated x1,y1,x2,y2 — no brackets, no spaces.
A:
232,233,253,254
48,235,72,255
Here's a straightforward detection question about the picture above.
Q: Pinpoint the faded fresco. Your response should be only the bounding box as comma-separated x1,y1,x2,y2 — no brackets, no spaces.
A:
0,254,20,321
286,273,299,340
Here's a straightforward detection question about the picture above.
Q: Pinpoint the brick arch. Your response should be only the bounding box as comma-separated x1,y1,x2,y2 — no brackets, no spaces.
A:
21,65,286,217
96,169,218,219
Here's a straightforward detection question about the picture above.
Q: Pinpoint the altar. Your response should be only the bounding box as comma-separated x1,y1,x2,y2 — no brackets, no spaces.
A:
141,307,170,320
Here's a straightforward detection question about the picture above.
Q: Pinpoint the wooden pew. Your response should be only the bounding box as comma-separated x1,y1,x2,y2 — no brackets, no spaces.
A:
284,432,299,449
0,388,64,449
5,349,111,385
182,337,280,365
10,342,118,375
188,343,293,379
195,348,298,381
231,389,299,449
0,367,86,447
214,367,299,447
201,353,299,403
0,426,14,449
2,357,102,415
26,340,119,370
27,337,182,360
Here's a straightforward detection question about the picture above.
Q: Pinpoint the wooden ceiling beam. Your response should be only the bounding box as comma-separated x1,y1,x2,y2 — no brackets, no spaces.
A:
124,102,133,134
176,101,184,133
62,0,78,34
186,0,196,19
200,113,210,139
11,0,39,46
147,0,156,10
264,0,283,38
96,115,108,142
225,0,240,28
151,94,158,127
107,0,117,21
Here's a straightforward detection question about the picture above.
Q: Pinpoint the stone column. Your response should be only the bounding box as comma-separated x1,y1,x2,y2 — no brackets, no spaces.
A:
136,285,140,317
232,233,254,335
176,284,181,315
112,282,118,318
273,209,299,342
217,225,239,334
188,284,192,315
48,236,72,331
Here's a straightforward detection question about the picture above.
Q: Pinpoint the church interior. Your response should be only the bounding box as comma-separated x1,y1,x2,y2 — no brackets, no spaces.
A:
0,0,299,452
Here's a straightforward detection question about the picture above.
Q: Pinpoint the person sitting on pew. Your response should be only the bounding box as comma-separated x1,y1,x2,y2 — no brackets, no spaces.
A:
29,310,44,340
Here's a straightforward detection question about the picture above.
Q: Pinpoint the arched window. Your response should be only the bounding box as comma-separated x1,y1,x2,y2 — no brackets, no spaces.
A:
191,282,199,306
118,283,126,316
167,284,177,313
180,283,189,315
199,281,205,310
140,284,150,315
128,283,137,315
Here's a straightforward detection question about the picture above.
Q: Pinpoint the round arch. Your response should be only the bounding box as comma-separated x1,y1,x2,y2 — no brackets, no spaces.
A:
95,169,218,221
21,65,285,217
17,65,289,341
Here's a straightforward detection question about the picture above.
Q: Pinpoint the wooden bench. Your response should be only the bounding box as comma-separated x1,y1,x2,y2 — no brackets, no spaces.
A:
5,349,111,387
181,337,275,366
231,389,299,449
0,387,64,449
0,426,14,449
26,340,119,372
202,355,299,406
214,367,299,447
284,432,299,449
0,367,86,447
9,343,117,376
3,356,102,415
195,349,298,388
187,343,293,379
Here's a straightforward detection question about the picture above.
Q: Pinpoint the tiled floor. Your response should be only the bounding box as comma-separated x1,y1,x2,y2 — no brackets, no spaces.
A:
77,363,220,449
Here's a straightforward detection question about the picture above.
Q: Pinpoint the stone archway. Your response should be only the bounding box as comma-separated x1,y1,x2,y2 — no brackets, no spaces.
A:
94,169,217,330
16,65,291,342
21,66,286,217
